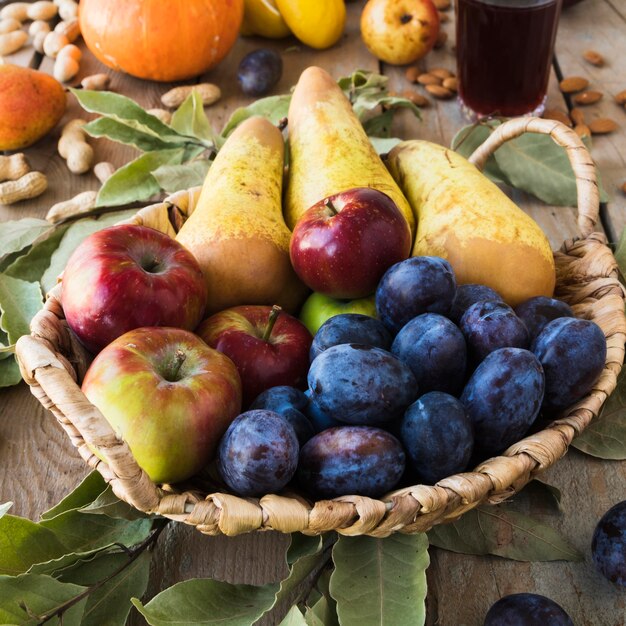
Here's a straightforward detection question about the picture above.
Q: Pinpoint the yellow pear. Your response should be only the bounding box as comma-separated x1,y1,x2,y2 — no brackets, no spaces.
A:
274,0,345,49
386,140,555,306
284,66,415,235
176,116,308,315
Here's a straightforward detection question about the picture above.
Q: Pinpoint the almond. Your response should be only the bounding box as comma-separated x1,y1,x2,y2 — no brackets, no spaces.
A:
426,84,454,99
438,11,450,22
583,50,605,67
559,76,589,94
434,31,448,49
430,68,454,79
570,107,586,126
433,0,451,10
543,108,572,127
589,118,618,134
573,90,603,105
417,72,442,86
574,124,591,138
614,89,626,105
405,66,419,83
401,90,430,107
442,77,458,92
621,182,626,196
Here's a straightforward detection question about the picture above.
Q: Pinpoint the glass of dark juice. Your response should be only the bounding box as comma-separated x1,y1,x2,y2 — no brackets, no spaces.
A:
455,0,563,119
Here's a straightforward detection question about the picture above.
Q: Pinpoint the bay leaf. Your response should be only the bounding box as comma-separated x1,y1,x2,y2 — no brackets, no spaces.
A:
0,218,52,258
0,274,43,344
79,485,152,521
427,505,582,561
59,549,151,626
96,148,185,207
84,117,184,153
614,226,626,282
0,356,21,387
170,91,215,147
329,533,429,626
0,502,12,518
571,366,626,459
0,573,87,626
220,94,291,139
41,209,136,294
0,514,67,575
152,160,211,194
279,606,308,626
41,472,108,521
369,136,402,155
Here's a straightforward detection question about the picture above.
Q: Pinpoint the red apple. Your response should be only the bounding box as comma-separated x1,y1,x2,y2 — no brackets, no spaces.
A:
81,327,242,484
197,305,312,406
61,224,208,354
289,188,412,299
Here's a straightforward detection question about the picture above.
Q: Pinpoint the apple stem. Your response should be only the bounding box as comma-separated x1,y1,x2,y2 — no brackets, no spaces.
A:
262,305,282,342
325,199,338,216
170,349,187,381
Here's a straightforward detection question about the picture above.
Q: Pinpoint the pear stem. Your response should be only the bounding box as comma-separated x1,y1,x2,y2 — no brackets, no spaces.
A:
263,305,282,342
325,199,338,216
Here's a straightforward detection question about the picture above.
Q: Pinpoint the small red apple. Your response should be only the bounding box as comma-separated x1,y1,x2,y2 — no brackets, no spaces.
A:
81,327,242,484
61,224,208,354
361,0,440,65
289,188,412,299
197,305,312,406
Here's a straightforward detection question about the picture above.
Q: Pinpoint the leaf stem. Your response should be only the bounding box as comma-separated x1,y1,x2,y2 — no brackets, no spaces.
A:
34,520,168,625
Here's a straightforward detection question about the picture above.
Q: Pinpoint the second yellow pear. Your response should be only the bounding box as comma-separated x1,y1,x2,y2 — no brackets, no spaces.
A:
274,0,346,49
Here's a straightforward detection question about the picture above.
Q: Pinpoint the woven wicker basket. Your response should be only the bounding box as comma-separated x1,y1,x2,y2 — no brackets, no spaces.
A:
15,117,626,537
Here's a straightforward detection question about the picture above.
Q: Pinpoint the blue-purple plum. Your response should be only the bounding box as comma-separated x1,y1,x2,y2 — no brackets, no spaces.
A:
592,500,626,587
249,386,314,445
515,296,574,340
531,317,606,413
217,410,299,497
484,593,574,626
237,49,282,96
401,392,473,484
305,395,343,432
298,426,405,498
449,284,503,324
392,313,467,395
310,313,392,362
375,256,457,333
307,344,418,424
461,348,544,456
460,300,529,364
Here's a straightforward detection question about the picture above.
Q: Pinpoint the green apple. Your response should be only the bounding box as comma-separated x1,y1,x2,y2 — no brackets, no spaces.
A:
299,292,377,334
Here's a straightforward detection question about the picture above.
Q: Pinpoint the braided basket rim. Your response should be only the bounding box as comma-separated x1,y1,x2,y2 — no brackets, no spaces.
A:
15,118,626,537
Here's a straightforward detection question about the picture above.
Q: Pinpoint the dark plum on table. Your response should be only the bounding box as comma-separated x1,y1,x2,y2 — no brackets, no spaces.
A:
483,593,574,625
592,500,626,587
297,426,405,498
391,313,467,395
237,48,283,96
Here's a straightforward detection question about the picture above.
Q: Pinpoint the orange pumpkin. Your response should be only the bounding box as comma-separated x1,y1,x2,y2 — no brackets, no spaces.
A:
79,0,244,82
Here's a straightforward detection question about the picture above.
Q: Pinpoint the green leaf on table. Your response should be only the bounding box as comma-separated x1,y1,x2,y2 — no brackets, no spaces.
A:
521,480,563,513
0,573,87,626
41,472,107,521
279,606,308,626
40,510,152,555
363,110,395,138
614,226,626,282
306,596,335,626
41,209,136,294
0,502,12,518
79,485,152,521
451,122,510,185
132,579,280,626
571,366,626,459
329,533,429,626
170,91,215,147
96,148,185,207
0,218,52,258
0,274,43,344
59,549,151,626
71,89,189,145
152,159,211,193
0,357,21,387
4,225,69,284
369,136,402,155
0,514,67,575
83,117,184,153
220,94,291,139
427,505,582,561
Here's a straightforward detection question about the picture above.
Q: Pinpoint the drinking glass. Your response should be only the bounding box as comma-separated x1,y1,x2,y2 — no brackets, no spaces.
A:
455,0,563,119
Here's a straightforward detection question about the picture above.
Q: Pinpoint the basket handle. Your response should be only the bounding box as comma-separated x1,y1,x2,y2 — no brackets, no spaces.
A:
467,117,599,238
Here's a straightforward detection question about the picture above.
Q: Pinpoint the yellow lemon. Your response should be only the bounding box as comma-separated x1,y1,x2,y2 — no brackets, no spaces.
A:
274,0,346,49
242,0,291,39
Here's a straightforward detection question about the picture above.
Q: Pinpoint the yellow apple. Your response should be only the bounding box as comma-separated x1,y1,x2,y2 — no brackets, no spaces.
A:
360,0,440,65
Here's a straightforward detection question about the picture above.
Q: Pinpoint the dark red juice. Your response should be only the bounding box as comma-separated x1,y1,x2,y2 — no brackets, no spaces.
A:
455,0,562,117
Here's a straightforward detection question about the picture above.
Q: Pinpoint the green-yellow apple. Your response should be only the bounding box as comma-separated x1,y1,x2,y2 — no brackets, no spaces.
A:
299,292,378,335
360,0,440,65
81,327,242,484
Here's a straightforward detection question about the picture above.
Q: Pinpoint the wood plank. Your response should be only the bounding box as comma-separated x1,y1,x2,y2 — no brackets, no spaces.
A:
556,0,626,242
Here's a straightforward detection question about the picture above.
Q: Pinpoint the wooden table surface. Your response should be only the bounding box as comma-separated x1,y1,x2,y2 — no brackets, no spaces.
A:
1,1,626,624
